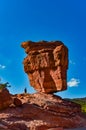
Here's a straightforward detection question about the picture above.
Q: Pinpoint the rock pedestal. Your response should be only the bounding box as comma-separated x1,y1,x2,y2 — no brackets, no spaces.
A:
21,41,68,93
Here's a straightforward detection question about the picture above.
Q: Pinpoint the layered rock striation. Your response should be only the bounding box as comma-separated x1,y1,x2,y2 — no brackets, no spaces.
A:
21,41,68,93
0,93,86,130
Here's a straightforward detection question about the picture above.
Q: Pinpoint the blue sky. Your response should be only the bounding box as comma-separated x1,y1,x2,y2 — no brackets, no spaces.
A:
0,0,86,98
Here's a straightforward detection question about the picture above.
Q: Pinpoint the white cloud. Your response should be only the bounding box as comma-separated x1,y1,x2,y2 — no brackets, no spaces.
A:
0,64,6,69
69,60,75,65
67,78,80,87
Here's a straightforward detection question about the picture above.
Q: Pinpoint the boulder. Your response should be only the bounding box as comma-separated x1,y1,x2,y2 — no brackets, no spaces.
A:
0,88,12,110
13,98,22,106
21,41,68,93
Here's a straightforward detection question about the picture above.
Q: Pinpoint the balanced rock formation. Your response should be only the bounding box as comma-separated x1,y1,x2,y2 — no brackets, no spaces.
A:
0,41,86,130
21,41,68,93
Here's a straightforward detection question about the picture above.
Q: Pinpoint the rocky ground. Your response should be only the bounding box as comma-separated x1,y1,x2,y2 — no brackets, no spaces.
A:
64,128,86,130
0,88,86,130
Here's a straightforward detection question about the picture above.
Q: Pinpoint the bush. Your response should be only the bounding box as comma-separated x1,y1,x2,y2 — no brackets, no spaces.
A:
0,82,11,90
71,99,86,113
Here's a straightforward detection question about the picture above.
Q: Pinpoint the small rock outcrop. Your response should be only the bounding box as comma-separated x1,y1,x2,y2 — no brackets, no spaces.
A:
13,97,22,106
21,41,68,93
0,88,12,110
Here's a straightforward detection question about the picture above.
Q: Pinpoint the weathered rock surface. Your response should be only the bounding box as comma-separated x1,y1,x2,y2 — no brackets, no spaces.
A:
0,41,86,130
13,97,22,106
0,93,86,130
0,88,12,110
21,41,68,93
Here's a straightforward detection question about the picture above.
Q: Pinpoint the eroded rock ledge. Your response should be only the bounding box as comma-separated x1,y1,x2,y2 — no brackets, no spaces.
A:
21,41,68,93
0,92,86,130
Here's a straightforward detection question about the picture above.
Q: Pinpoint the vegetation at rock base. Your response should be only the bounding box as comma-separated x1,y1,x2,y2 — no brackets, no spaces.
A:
71,98,86,113
0,82,11,90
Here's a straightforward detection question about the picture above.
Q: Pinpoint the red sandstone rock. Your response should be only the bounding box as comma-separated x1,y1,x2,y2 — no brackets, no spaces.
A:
0,88,12,110
48,128,63,130
21,41,68,93
8,123,27,130
0,93,86,129
13,97,22,106
0,40,86,130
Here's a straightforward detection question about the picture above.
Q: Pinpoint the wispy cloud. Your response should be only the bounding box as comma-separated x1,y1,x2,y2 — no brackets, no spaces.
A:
0,64,6,69
67,78,80,87
69,60,75,65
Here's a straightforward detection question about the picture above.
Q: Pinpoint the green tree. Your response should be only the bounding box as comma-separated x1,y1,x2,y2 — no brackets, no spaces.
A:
0,82,11,90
